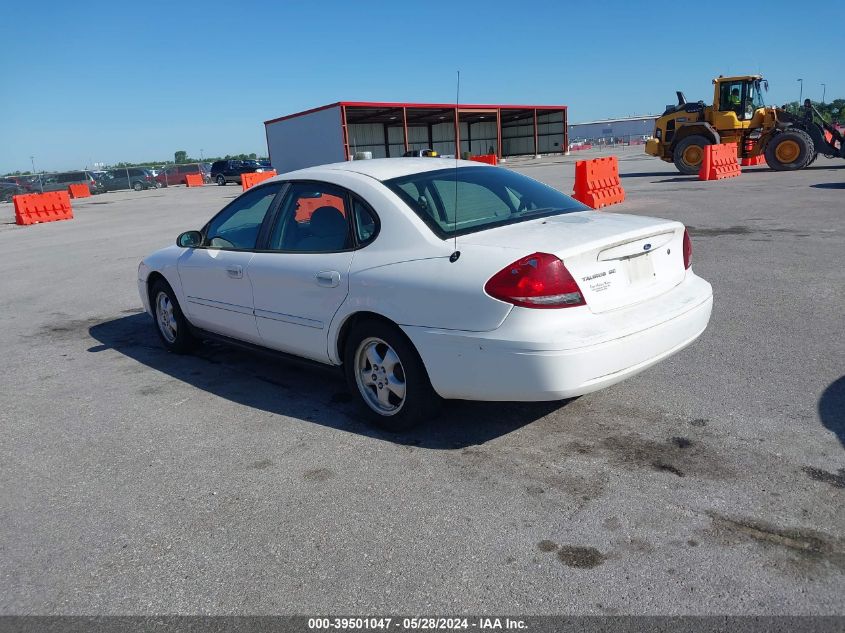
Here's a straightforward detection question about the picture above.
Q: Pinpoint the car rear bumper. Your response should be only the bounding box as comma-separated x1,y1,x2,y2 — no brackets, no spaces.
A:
402,273,713,401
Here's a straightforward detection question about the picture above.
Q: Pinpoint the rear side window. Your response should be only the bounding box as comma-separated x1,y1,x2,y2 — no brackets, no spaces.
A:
385,166,587,238
353,197,378,244
268,182,351,252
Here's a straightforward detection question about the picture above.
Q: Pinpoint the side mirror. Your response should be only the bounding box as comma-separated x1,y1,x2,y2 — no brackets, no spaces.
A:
177,230,203,248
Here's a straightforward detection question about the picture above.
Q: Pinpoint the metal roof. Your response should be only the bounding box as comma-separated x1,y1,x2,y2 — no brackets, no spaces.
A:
265,101,567,126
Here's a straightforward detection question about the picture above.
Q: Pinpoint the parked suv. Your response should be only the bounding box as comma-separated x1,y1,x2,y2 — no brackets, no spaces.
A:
100,167,158,192
0,182,26,202
155,164,210,187
40,171,105,194
210,159,268,186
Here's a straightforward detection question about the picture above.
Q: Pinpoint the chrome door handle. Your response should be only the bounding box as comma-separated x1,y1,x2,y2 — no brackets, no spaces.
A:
315,270,341,288
226,265,243,279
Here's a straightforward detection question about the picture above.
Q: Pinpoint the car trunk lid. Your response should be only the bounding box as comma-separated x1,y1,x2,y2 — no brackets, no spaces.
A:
460,211,687,313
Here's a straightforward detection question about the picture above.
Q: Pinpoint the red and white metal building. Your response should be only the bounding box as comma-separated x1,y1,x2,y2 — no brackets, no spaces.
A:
264,101,568,173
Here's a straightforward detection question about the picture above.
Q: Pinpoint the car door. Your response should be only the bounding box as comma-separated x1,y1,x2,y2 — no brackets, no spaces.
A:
176,183,284,343
247,181,364,362
228,160,241,182
103,170,118,191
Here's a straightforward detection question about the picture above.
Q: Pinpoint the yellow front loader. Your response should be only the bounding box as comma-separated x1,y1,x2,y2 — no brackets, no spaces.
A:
646,75,844,174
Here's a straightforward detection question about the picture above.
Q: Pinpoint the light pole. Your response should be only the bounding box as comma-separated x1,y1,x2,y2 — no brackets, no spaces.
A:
200,149,204,161
821,83,826,104
30,155,43,192
797,78,803,105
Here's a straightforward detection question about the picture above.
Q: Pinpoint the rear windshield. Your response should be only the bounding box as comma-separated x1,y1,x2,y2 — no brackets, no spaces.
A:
384,166,587,238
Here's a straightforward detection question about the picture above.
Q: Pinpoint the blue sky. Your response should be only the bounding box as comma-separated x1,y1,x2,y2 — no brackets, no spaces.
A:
1,0,841,173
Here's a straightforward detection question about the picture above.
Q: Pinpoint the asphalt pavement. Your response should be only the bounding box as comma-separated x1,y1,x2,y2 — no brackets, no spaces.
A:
0,149,843,615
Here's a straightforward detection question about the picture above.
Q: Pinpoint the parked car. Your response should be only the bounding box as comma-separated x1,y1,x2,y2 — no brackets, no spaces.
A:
210,159,268,186
138,158,713,431
0,176,37,193
40,171,105,194
99,168,158,191
0,182,26,202
156,164,210,187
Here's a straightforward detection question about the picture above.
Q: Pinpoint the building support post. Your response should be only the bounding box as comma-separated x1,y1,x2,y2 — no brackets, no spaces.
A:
466,121,472,156
402,107,409,154
341,105,350,161
497,108,502,159
534,109,540,158
454,107,461,158
563,109,569,155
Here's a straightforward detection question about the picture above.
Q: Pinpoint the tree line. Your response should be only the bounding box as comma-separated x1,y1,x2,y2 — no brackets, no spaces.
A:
2,151,269,176
780,99,845,124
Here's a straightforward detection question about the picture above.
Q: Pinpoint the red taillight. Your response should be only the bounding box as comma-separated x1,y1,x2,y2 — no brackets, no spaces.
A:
484,252,586,309
682,229,692,269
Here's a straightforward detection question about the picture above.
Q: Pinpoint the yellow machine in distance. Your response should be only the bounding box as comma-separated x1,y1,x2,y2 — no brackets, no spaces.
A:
646,75,844,174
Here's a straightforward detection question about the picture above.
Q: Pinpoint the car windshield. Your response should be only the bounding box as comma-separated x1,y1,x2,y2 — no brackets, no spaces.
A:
384,166,588,238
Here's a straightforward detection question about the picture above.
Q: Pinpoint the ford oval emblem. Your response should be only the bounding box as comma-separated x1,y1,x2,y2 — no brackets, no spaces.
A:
643,243,652,251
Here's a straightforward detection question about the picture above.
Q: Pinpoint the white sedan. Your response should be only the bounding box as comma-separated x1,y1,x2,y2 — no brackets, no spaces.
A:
138,158,713,430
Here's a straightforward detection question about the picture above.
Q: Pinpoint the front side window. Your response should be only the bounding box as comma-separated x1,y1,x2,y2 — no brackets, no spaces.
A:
720,82,745,114
204,184,281,250
268,182,351,252
385,166,587,238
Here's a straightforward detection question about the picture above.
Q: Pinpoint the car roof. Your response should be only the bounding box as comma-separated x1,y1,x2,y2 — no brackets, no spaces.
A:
280,157,491,182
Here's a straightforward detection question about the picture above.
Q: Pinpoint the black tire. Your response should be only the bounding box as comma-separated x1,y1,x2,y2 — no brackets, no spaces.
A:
132,181,143,191
806,152,819,167
149,279,196,354
673,135,712,175
216,175,226,186
343,319,441,432
765,129,813,171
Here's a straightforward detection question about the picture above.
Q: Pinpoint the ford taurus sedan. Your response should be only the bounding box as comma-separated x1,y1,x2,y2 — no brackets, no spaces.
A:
138,158,713,430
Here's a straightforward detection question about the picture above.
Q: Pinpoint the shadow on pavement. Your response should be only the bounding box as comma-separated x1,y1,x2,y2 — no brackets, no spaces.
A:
620,171,691,179
89,314,564,450
805,163,845,170
819,376,845,449
810,182,845,189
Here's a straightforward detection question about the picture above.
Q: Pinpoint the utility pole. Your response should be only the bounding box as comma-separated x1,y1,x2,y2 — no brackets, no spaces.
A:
797,78,803,105
30,155,43,192
821,83,826,104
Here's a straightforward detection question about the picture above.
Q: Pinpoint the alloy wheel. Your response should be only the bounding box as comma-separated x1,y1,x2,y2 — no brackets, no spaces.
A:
354,337,407,415
155,291,178,343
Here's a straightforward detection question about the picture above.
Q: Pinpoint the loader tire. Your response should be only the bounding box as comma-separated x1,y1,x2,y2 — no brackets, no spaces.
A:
673,135,711,175
765,129,813,171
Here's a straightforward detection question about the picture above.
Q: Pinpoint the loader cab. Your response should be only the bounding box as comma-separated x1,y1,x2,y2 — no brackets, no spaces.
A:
713,76,767,129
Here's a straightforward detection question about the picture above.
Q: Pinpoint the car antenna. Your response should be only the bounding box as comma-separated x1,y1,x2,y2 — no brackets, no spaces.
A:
450,70,461,263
